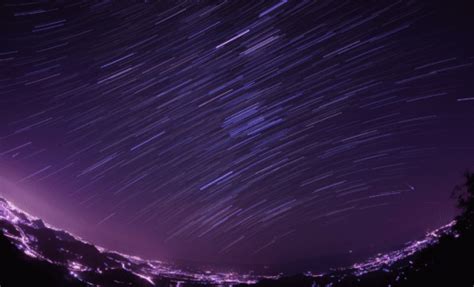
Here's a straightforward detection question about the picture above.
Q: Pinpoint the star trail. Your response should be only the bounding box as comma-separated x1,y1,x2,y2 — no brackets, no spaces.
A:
1,0,473,271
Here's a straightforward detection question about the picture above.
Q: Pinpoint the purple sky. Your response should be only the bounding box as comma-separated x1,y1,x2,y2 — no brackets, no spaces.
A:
1,0,473,272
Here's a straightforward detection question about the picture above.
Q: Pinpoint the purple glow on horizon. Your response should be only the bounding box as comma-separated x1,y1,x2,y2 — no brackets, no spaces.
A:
1,0,473,273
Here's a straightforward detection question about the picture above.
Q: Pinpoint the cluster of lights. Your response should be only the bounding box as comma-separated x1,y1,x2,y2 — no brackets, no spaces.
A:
350,221,455,276
0,197,455,286
0,197,269,286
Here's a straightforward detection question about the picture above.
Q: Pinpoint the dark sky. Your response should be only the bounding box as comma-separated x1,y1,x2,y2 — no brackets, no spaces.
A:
0,0,473,272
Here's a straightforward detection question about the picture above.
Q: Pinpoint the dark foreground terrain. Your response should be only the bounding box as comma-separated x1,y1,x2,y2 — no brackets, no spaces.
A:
249,172,474,287
249,225,474,287
0,197,261,287
1,173,474,287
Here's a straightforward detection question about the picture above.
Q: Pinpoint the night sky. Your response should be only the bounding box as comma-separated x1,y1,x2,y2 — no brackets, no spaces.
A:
1,0,473,272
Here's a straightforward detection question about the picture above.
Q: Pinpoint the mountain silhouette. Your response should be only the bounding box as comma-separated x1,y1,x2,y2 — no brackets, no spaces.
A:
0,197,260,287
0,172,473,286
242,172,474,286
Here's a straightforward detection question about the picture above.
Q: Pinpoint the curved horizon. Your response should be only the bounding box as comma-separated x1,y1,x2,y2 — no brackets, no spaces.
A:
1,0,473,275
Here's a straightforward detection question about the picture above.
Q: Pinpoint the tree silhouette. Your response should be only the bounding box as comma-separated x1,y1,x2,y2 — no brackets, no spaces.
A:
251,171,474,287
452,171,474,236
